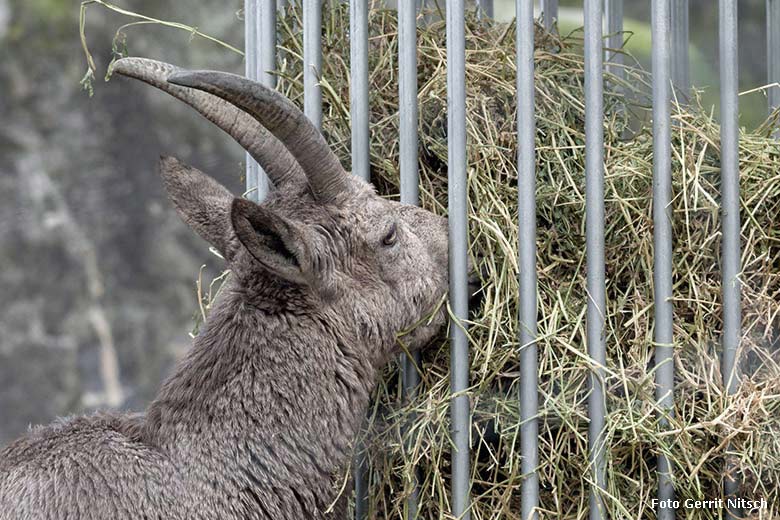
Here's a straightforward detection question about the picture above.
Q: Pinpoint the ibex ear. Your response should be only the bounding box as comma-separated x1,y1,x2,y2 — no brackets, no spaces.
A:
230,198,309,285
159,156,234,256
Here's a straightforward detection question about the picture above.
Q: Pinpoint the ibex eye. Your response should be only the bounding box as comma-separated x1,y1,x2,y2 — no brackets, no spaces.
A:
382,223,398,247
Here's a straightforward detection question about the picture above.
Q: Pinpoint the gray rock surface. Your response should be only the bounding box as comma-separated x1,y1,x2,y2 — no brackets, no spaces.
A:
0,0,246,444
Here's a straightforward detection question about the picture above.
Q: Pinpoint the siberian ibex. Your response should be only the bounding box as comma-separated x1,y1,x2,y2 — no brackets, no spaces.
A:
0,57,452,519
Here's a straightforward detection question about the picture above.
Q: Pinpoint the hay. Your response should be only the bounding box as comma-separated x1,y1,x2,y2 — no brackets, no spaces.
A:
271,4,780,519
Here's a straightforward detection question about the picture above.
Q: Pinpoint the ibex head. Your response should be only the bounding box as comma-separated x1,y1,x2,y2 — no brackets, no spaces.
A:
113,58,449,366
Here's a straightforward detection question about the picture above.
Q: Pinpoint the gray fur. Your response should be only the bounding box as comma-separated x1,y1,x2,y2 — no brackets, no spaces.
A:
0,66,450,519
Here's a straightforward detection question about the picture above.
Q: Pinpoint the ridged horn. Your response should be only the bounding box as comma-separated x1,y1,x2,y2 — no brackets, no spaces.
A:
111,57,306,192
166,70,351,205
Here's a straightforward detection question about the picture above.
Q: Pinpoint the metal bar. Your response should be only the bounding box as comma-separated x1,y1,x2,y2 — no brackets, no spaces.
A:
719,0,741,452
344,1,370,513
354,445,369,519
303,0,322,129
651,1,675,518
446,0,470,514
399,0,419,212
604,0,623,82
398,0,420,516
244,0,275,201
769,0,780,119
245,0,261,201
260,0,277,88
671,0,690,99
719,1,742,517
517,1,538,519
584,0,606,518
350,0,370,181
256,0,278,202
351,1,371,516
542,0,558,31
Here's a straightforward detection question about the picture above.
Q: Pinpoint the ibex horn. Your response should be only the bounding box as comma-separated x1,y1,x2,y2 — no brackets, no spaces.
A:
166,70,351,205
111,57,306,192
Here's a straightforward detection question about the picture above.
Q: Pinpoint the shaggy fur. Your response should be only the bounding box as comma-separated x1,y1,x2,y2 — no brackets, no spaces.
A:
0,134,449,516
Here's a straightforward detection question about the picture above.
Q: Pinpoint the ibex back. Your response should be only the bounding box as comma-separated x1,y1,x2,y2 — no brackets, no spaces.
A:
0,58,451,519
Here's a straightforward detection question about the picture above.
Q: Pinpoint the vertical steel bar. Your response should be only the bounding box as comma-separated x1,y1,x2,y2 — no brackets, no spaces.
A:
351,0,370,181
399,0,419,376
542,0,558,31
671,0,690,98
304,0,322,129
354,447,369,519
719,1,742,517
651,1,675,518
769,0,780,119
342,0,371,515
260,0,277,89
399,0,420,517
604,0,623,82
517,1,538,519
245,0,261,201
447,0,470,515
350,1,371,516
584,0,607,519
256,0,278,202
399,0,419,212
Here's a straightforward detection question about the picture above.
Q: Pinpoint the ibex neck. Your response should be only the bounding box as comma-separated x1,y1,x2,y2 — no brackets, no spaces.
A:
146,282,377,516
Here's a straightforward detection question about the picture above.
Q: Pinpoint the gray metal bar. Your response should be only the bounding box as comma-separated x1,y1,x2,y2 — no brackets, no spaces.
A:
245,0,261,201
604,0,623,82
351,3,370,517
542,0,558,31
399,0,420,516
257,0,277,202
719,1,742,517
719,0,741,448
769,0,780,118
344,0,369,514
354,445,369,519
244,0,274,202
260,0,277,88
584,0,607,518
446,0,470,514
517,1,538,519
399,0,419,210
671,0,690,98
303,0,322,129
651,1,675,518
399,0,420,395
350,0,370,181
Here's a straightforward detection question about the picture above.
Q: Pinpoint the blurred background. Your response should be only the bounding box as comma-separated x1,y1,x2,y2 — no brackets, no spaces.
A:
0,0,775,445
